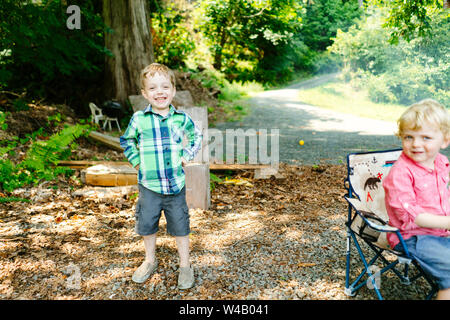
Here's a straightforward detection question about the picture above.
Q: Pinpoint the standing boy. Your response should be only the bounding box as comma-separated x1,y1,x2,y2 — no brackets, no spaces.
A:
120,63,202,289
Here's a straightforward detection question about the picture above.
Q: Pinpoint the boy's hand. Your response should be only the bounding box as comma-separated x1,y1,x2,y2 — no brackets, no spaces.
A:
181,157,188,167
135,164,140,171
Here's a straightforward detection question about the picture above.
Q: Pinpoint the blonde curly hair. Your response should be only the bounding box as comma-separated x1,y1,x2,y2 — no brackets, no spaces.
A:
140,63,176,90
397,99,450,140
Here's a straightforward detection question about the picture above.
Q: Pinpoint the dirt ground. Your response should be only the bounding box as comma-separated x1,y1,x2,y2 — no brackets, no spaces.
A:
0,103,434,300
0,160,351,300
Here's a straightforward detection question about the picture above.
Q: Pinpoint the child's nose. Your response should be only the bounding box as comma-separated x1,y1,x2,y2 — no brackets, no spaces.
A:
412,138,421,147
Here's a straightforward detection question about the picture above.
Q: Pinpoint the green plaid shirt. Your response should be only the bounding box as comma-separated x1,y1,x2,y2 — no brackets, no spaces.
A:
120,104,202,195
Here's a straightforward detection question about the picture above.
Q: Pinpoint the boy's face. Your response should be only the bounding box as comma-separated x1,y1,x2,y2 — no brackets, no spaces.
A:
401,121,449,169
141,72,176,114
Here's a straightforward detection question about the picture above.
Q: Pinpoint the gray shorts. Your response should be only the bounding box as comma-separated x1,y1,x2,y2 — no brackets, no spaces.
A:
135,184,190,236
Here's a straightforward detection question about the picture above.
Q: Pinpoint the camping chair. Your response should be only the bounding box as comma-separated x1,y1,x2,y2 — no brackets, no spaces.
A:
344,149,439,300
89,102,121,131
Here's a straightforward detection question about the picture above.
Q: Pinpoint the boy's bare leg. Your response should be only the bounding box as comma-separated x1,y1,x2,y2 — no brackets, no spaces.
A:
132,233,157,283
437,288,450,300
176,235,190,268
143,233,157,264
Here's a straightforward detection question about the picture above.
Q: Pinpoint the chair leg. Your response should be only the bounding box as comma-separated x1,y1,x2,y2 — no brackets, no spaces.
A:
346,230,385,299
345,230,353,295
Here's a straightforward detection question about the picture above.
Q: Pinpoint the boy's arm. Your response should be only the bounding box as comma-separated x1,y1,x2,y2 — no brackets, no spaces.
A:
119,114,140,168
385,166,450,231
414,214,450,230
383,167,429,230
181,115,203,162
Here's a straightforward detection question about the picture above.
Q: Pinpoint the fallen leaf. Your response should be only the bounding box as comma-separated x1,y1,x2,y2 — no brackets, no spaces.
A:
298,263,316,267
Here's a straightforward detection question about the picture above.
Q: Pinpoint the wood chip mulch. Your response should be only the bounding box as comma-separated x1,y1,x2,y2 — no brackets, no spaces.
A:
0,163,432,300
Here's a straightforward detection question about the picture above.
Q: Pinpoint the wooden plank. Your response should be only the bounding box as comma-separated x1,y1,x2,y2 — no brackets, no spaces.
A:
59,160,131,169
85,173,137,187
209,164,270,170
88,131,122,151
59,160,270,171
81,164,137,187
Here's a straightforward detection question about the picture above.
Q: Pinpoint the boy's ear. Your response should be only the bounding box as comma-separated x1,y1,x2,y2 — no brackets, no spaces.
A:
442,137,450,149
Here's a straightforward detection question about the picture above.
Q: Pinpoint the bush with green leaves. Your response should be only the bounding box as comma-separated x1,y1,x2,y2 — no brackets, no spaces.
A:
0,0,107,104
150,0,195,69
196,0,304,84
330,9,449,106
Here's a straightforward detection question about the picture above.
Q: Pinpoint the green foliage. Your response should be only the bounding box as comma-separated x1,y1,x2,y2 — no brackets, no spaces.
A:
0,111,8,130
191,68,256,121
22,124,91,172
0,0,107,102
0,123,91,192
150,0,195,69
299,0,362,52
210,172,223,191
197,0,304,83
330,9,449,106
0,196,30,203
367,0,444,44
193,0,362,84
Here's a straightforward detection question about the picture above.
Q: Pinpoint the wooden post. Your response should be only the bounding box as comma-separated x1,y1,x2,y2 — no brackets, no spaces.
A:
178,106,210,210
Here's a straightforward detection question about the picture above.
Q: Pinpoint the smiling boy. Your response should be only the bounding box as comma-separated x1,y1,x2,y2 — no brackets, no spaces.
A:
120,63,202,289
383,99,450,299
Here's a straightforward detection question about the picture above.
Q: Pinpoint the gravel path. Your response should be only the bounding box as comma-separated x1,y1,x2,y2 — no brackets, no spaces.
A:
215,74,450,164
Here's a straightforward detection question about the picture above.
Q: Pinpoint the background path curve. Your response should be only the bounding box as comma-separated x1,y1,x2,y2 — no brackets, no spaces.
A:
214,74,407,165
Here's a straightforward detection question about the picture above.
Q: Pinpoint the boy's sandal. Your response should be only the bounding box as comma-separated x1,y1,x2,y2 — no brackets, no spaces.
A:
132,260,158,283
178,265,195,289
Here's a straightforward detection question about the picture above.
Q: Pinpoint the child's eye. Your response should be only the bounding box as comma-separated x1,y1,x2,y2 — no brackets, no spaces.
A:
404,135,413,140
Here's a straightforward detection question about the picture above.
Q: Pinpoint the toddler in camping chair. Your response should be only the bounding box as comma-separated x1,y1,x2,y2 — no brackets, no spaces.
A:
383,99,450,300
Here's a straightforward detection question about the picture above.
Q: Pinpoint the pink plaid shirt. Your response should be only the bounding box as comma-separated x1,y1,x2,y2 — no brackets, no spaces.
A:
383,152,450,249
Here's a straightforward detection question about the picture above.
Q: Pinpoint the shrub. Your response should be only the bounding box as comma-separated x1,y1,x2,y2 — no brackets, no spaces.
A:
151,1,195,69
0,0,107,103
330,9,449,106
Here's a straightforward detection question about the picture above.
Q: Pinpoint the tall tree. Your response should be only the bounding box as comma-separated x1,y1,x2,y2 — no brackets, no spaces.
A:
368,0,449,43
102,0,154,104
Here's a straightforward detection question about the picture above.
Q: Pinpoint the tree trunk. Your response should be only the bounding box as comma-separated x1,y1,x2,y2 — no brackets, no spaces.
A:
358,0,364,8
102,0,154,105
444,0,449,9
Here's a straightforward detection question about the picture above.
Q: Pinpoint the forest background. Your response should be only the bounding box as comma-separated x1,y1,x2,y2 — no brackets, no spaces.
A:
0,0,448,193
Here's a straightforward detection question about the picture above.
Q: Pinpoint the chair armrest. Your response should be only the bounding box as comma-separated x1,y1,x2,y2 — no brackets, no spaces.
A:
362,216,398,233
345,196,399,233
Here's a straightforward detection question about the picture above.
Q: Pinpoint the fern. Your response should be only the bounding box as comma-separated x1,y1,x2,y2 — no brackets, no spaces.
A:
210,172,223,191
21,124,91,172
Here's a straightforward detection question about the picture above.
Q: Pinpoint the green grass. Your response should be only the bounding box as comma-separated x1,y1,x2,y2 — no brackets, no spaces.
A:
0,197,30,203
297,79,408,122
